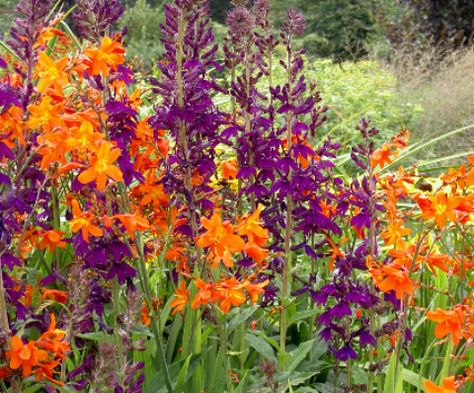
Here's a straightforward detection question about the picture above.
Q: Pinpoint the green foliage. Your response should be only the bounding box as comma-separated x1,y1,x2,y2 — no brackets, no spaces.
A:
0,0,15,35
119,0,164,69
306,59,420,148
217,55,419,153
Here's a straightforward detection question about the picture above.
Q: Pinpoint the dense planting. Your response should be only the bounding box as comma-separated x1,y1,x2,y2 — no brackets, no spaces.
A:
0,1,472,393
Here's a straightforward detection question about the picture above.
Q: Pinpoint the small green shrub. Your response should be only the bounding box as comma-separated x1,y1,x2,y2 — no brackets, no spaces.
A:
119,0,163,69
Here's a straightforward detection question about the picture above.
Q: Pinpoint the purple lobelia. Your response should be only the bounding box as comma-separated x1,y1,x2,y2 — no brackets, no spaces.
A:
149,0,225,241
7,0,55,107
74,0,125,42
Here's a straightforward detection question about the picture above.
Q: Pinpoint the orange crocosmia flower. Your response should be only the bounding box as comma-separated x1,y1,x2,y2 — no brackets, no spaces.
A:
111,214,150,240
78,142,123,190
36,51,69,94
390,128,410,151
41,289,68,304
416,193,461,229
221,159,238,180
170,281,190,315
244,243,269,263
191,169,204,186
381,219,412,248
84,36,125,77
426,253,452,276
37,129,71,170
215,277,246,313
36,314,69,358
6,336,48,378
27,96,63,132
367,257,414,300
326,236,346,271
243,280,268,303
426,307,465,346
38,230,67,252
33,360,63,386
66,121,104,152
35,26,65,48
191,278,215,309
319,200,336,218
371,143,392,169
69,199,103,242
423,376,457,393
196,212,245,269
237,204,268,246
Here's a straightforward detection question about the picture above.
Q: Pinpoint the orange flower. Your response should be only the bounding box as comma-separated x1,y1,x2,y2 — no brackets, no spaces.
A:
85,36,126,76
371,143,392,169
6,336,48,377
367,256,414,300
41,289,68,304
237,205,268,246
170,281,190,315
424,376,457,393
78,142,123,190
110,213,150,240
69,199,103,242
27,96,63,132
141,299,160,326
426,253,452,276
381,219,412,248
214,277,246,313
66,121,104,152
36,314,69,359
243,280,268,303
416,193,461,229
36,51,69,94
191,278,215,309
221,159,238,180
196,212,245,269
426,307,465,346
38,230,67,252
243,243,269,263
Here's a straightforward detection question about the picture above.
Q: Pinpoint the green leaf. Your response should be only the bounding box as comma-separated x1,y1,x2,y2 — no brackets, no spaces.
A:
227,306,257,333
287,310,319,328
234,371,249,393
174,354,192,393
287,339,315,372
384,353,404,393
244,332,277,363
402,368,425,389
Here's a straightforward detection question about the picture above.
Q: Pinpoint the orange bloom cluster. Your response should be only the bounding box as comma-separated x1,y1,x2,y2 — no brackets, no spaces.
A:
190,277,268,313
371,128,410,169
367,254,415,300
424,376,458,393
427,302,474,346
4,315,69,385
169,206,270,314
196,205,269,269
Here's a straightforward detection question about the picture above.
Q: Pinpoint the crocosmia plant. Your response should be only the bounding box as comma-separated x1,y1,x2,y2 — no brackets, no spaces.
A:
0,0,472,392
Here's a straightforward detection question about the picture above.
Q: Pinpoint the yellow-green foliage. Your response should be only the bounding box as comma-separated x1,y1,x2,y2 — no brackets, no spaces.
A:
309,59,421,147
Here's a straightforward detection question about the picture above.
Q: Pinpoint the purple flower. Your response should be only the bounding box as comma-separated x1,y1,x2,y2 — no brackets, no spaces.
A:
74,0,125,42
281,9,306,37
335,345,358,361
226,6,255,45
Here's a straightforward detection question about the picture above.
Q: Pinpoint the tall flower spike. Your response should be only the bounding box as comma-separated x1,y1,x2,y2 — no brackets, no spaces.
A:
74,0,125,42
7,0,55,105
281,8,306,37
150,0,224,236
226,6,255,47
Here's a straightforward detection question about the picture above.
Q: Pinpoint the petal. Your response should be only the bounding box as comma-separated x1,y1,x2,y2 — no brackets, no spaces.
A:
78,168,97,184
